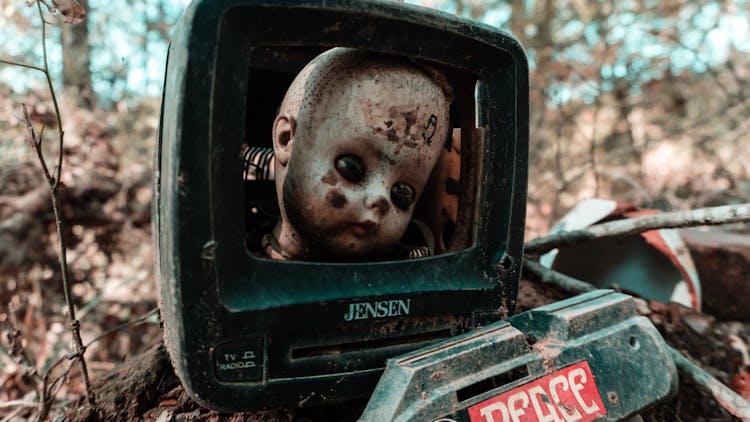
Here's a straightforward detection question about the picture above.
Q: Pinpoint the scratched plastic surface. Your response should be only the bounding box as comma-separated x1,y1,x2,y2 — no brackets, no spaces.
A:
361,290,678,422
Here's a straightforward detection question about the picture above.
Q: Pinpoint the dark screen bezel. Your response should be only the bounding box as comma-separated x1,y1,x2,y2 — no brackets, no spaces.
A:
209,6,523,311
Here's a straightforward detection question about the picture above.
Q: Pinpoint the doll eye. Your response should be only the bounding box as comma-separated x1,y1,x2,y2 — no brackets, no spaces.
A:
335,154,365,183
391,183,415,210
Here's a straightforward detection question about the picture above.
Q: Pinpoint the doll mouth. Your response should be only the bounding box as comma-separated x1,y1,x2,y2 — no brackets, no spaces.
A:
351,221,378,237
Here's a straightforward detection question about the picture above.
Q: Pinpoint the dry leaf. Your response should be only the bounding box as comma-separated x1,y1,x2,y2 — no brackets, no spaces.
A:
27,0,85,24
52,0,85,24
730,371,750,400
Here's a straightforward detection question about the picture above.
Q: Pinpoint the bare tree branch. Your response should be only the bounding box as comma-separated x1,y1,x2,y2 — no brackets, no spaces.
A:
83,308,158,349
523,259,596,294
22,105,53,182
0,400,38,410
4,2,96,418
36,1,66,191
31,306,159,420
0,58,46,74
524,203,750,255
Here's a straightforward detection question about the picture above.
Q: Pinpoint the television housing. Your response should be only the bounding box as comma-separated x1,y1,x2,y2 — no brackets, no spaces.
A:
155,0,528,411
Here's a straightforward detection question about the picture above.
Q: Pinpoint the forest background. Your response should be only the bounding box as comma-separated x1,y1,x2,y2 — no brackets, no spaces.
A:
1,0,749,419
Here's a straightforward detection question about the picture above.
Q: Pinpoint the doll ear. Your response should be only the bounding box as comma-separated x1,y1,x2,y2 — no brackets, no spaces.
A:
272,114,296,166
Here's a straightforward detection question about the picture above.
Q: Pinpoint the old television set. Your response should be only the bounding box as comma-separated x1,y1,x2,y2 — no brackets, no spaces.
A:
155,0,528,411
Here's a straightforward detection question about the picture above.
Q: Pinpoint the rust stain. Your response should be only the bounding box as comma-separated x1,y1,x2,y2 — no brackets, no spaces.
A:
386,128,398,141
326,189,347,209
532,334,566,372
321,170,337,186
370,125,398,142
429,370,446,382
401,110,418,125
400,110,419,143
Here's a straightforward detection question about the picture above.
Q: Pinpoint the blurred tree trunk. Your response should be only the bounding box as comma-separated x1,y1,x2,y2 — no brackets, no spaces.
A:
61,0,96,109
533,0,555,49
509,0,526,38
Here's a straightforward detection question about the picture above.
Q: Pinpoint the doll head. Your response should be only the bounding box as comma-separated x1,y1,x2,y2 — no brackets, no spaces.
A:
269,48,451,261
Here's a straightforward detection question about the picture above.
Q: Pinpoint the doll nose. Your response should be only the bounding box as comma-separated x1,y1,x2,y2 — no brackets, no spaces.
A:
364,193,391,215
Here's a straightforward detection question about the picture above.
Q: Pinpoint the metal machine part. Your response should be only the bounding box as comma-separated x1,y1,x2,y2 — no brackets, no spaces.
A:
362,290,677,421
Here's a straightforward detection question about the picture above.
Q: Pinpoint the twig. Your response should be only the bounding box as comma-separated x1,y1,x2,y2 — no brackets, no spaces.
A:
22,105,52,181
37,353,68,422
6,303,43,385
5,1,95,415
34,307,160,415
522,259,596,295
47,308,159,369
0,400,39,409
84,308,159,348
670,347,750,420
598,170,653,207
33,1,93,408
0,408,24,422
524,203,750,255
46,360,73,401
0,58,46,74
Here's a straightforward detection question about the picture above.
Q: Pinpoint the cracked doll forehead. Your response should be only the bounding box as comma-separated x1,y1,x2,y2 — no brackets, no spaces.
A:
278,48,451,135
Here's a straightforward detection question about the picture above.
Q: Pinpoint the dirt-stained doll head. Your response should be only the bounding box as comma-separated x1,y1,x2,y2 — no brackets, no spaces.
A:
268,48,451,261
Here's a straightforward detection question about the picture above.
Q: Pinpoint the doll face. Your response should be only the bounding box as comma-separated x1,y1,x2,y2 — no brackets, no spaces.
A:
282,74,448,259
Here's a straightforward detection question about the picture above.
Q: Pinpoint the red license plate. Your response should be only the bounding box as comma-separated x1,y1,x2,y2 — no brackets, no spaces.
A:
467,361,607,422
